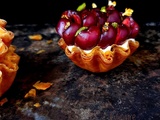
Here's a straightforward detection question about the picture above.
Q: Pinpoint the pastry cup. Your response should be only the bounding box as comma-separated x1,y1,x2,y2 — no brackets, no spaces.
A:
0,19,20,97
0,45,20,97
58,38,139,73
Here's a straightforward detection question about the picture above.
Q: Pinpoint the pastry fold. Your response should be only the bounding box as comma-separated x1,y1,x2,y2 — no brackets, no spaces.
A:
0,19,20,97
58,38,139,72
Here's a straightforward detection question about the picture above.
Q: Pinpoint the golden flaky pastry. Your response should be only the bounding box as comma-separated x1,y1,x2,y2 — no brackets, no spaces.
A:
0,19,20,97
58,38,139,73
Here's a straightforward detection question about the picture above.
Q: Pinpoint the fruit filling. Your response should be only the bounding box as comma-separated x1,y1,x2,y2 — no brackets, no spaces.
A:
56,0,139,51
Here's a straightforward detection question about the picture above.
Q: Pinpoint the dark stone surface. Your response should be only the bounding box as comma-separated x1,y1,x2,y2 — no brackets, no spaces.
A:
0,24,160,120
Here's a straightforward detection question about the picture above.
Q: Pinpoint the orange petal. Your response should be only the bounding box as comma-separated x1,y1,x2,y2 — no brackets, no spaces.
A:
33,81,53,90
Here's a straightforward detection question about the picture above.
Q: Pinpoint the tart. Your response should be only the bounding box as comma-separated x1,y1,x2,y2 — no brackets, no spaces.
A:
56,0,140,72
0,19,20,97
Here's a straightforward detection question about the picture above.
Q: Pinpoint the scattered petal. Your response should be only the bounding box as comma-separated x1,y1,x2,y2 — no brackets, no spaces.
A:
28,34,42,41
34,102,41,107
24,88,36,98
46,40,53,44
33,81,53,90
0,97,8,106
36,49,45,54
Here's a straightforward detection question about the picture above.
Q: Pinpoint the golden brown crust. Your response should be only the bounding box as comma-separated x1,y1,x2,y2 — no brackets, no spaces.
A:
58,38,139,72
0,45,20,97
0,19,20,97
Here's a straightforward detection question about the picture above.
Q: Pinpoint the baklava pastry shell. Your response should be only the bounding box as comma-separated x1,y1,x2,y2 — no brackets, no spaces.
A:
58,38,139,73
0,19,20,97
0,45,20,97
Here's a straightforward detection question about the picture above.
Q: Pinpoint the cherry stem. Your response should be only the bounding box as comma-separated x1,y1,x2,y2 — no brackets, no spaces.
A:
75,26,88,36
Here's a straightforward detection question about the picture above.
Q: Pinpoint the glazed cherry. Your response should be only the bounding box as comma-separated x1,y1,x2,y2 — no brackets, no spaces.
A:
56,18,70,37
80,9,97,27
61,10,82,25
56,1,140,50
122,16,139,38
98,23,117,49
62,23,81,45
91,8,107,27
97,13,107,27
75,26,101,50
115,24,129,44
107,9,122,23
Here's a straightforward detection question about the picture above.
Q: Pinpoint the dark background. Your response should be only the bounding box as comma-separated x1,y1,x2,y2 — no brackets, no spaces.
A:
0,0,159,26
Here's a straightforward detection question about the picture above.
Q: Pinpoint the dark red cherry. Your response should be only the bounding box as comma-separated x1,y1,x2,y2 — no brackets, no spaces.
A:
91,8,107,27
98,23,117,49
130,22,139,38
115,24,129,44
63,23,81,45
83,13,97,27
80,10,97,27
122,16,139,38
97,13,107,27
56,18,70,37
56,1,140,50
91,8,101,16
75,26,101,50
61,10,82,25
107,9,122,23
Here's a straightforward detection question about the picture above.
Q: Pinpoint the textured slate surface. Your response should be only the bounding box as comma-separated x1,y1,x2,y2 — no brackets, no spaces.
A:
0,24,159,120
